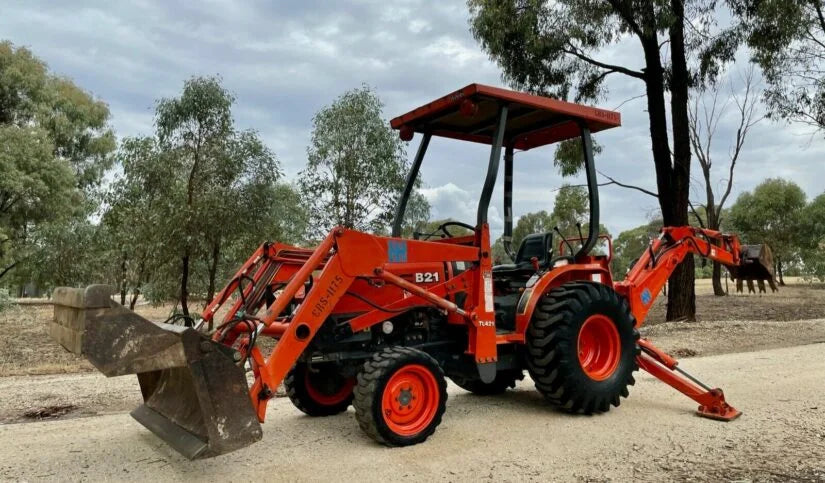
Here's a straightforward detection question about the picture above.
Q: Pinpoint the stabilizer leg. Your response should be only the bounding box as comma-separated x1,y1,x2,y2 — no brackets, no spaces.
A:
636,339,741,421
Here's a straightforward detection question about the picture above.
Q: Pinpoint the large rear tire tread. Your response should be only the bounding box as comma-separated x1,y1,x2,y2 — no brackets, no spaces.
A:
527,281,639,414
353,346,447,446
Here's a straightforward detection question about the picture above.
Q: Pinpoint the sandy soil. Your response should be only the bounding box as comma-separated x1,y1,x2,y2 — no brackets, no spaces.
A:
0,280,823,480
0,317,822,426
0,343,823,482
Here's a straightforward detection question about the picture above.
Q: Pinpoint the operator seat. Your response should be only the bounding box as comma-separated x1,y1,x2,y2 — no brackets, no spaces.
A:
491,232,553,332
492,232,554,277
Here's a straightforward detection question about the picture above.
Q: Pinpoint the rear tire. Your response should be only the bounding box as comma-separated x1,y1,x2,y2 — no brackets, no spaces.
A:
450,370,523,395
284,363,354,416
353,347,447,446
526,281,639,414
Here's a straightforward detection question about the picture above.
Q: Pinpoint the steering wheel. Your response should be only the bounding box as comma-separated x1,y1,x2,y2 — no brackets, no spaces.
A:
437,221,476,238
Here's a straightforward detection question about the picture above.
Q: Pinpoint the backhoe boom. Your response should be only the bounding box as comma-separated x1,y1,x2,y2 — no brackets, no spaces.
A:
616,226,741,326
615,226,743,421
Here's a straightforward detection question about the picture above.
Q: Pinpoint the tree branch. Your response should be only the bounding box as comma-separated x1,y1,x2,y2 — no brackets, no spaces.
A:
813,0,825,35
606,0,645,39
718,67,763,218
563,43,645,79
0,261,18,281
597,170,659,198
689,200,706,228
612,93,646,110
556,171,659,198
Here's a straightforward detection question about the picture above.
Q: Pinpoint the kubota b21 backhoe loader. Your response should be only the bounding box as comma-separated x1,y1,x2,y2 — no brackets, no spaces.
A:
83,84,761,459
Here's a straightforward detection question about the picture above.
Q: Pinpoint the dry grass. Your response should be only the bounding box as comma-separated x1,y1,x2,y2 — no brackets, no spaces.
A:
645,277,825,325
0,302,183,377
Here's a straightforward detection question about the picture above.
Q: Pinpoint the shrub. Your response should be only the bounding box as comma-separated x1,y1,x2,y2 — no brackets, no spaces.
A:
0,289,12,312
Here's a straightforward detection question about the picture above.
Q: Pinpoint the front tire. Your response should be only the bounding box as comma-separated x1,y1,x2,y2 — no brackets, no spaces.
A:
284,363,355,416
526,281,639,414
353,347,447,446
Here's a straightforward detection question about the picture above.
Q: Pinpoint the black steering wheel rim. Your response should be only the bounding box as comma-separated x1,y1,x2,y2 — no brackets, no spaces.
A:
438,221,476,237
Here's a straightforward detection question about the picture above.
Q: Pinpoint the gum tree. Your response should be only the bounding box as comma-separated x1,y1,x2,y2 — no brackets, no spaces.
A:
688,68,762,295
0,41,114,285
468,0,742,320
299,85,429,238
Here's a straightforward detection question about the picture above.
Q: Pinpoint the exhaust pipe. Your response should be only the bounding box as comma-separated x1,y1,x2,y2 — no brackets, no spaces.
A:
83,301,262,459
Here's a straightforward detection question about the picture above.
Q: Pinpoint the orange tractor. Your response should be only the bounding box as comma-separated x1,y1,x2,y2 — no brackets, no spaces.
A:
84,84,747,459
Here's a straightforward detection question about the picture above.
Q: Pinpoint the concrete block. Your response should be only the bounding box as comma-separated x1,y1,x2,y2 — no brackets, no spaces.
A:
50,285,116,355
49,321,82,354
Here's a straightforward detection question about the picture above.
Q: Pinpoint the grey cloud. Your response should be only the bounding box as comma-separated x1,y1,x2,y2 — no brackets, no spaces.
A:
3,0,823,238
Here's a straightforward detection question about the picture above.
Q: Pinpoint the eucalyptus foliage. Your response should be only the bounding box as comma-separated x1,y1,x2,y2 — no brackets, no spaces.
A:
0,41,115,286
299,85,428,238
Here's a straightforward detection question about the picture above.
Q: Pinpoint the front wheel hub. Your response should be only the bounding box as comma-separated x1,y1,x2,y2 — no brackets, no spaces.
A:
381,365,439,436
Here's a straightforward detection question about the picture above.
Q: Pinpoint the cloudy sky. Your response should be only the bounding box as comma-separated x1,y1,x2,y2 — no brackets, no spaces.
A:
3,1,824,237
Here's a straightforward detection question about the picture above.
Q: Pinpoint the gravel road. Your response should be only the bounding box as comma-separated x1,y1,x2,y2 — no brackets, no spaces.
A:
1,343,824,481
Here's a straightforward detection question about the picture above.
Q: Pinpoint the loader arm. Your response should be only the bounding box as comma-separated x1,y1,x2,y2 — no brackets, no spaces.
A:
614,226,743,421
226,228,489,422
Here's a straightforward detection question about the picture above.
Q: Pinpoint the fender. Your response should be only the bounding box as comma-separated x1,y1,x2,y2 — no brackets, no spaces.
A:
513,263,612,334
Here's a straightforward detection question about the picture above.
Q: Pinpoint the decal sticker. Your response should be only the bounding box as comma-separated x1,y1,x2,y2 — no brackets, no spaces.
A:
387,240,408,263
312,275,344,317
641,288,652,306
414,272,440,283
483,270,494,312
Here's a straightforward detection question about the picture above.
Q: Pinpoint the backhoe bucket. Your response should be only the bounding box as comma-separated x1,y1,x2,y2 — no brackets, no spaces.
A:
83,302,262,459
731,244,776,282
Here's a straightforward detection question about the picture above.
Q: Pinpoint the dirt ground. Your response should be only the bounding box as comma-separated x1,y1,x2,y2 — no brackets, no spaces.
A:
0,279,824,480
645,277,825,324
0,344,823,481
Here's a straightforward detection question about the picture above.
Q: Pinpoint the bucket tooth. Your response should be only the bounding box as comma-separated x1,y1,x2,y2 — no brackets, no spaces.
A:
83,302,262,459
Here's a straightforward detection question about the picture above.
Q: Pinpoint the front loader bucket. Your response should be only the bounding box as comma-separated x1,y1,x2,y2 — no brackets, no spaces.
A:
83,303,262,459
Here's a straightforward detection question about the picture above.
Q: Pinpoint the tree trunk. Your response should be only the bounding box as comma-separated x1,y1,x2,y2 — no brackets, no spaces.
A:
712,261,726,296
664,0,696,321
776,256,785,286
129,260,145,311
707,212,726,296
206,239,221,304
180,251,190,316
119,251,127,306
638,27,695,321
129,288,140,310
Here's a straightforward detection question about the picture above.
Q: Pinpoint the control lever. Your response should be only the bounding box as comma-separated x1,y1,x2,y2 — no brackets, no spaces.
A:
554,226,575,255
576,222,585,241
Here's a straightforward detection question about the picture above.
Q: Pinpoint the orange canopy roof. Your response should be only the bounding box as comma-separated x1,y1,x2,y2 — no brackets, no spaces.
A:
390,84,621,151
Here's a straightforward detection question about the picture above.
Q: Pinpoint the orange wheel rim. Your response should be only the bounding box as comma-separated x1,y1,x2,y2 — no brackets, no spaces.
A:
381,364,439,436
304,371,355,406
577,314,621,381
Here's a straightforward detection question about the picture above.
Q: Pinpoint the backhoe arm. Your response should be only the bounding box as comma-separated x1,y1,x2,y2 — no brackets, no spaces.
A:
615,226,741,326
614,226,743,422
